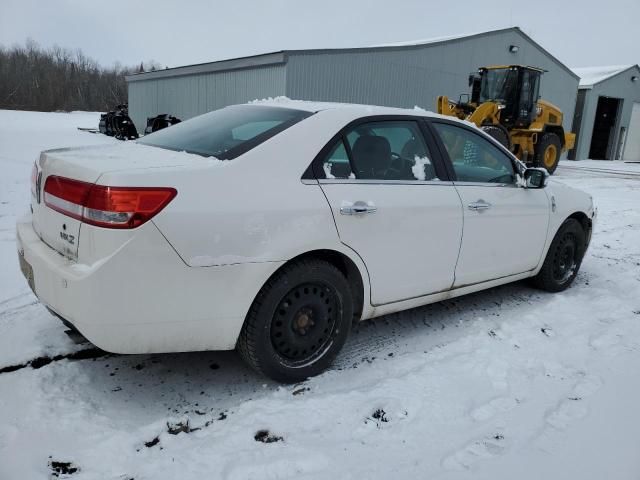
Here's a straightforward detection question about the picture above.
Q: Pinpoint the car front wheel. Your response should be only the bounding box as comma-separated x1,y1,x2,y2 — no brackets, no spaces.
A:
237,259,353,383
531,218,586,292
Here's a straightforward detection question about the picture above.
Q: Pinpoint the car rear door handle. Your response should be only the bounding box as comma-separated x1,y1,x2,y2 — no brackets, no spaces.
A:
340,201,377,215
468,200,492,211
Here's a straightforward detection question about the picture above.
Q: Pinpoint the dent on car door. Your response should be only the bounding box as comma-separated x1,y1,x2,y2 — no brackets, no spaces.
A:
430,121,550,287
315,118,463,305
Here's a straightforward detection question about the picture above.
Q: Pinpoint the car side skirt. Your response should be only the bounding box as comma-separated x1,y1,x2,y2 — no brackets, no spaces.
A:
362,270,535,320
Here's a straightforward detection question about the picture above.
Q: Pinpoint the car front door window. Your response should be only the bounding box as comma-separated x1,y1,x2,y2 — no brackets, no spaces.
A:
433,123,516,184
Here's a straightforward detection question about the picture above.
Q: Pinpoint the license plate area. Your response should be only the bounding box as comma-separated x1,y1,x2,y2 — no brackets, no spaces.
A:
18,250,36,293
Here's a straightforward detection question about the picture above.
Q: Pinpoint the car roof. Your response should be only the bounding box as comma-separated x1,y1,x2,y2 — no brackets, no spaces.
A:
247,96,443,118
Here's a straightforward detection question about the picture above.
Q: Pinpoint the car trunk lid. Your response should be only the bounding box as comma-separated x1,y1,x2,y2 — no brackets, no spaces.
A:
32,142,207,260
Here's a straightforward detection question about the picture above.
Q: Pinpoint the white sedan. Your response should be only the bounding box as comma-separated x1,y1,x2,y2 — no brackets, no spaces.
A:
16,100,595,382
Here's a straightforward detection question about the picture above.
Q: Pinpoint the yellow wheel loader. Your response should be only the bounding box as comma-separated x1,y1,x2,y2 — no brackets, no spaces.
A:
436,65,575,174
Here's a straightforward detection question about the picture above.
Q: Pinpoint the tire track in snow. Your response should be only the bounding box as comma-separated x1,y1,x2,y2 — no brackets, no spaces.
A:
336,282,542,369
0,347,106,374
0,291,32,308
557,165,640,180
0,299,39,317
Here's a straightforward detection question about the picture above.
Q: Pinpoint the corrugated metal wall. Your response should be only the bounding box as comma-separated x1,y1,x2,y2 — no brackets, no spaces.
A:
573,66,640,160
285,30,579,150
128,65,286,132
127,29,579,159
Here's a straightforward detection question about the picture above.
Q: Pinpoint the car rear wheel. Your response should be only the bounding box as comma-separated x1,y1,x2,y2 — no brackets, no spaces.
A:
237,259,353,383
531,219,586,292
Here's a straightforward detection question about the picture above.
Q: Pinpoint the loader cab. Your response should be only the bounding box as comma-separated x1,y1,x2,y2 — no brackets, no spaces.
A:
477,66,543,129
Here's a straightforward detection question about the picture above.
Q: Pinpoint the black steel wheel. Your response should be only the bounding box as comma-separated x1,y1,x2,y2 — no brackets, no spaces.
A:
237,259,353,383
531,219,586,292
552,234,578,284
270,282,339,365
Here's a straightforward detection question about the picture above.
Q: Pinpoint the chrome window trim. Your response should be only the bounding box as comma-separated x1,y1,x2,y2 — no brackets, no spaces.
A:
317,179,454,186
452,181,518,188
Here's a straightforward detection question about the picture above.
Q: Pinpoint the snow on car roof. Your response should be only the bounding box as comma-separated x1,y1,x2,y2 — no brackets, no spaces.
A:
248,96,445,118
572,65,636,87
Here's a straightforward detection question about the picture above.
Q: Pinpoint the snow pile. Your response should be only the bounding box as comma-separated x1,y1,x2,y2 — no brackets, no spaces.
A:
248,95,293,104
1,111,640,480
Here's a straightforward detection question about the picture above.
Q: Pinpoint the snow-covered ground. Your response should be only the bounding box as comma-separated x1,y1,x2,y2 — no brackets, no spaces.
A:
1,110,639,480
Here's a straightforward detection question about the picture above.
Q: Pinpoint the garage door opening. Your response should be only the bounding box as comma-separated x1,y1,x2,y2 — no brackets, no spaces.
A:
589,96,622,160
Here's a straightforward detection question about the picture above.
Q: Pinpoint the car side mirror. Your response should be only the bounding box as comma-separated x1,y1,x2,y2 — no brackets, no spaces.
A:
523,168,548,188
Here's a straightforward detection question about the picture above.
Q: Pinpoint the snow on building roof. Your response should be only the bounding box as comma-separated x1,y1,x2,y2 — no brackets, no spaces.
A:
128,26,578,83
572,65,636,87
369,30,492,48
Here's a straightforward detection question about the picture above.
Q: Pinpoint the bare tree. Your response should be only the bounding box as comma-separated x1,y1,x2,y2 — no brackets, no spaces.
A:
0,40,147,112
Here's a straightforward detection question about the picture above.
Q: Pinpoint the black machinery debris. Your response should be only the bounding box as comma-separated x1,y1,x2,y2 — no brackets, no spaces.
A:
78,105,181,140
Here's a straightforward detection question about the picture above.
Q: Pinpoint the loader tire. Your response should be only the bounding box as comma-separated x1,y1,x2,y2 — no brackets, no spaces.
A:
481,125,511,150
534,132,562,174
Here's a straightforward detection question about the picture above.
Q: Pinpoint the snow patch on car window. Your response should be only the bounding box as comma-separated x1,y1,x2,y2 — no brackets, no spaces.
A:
412,156,432,181
323,162,336,179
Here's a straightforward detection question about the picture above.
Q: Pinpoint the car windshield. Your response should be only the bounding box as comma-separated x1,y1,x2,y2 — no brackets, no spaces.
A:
137,105,312,159
479,68,518,103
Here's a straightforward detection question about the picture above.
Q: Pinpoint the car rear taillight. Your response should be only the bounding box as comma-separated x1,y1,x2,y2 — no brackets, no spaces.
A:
43,176,177,229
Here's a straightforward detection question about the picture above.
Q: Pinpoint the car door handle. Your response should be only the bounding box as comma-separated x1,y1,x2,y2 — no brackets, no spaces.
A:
468,200,492,211
340,201,377,215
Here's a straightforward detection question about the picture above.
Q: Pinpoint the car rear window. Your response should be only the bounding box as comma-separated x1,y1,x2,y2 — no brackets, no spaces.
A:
137,105,312,160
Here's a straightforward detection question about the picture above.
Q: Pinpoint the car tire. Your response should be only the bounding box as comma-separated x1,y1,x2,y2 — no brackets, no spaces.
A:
530,219,586,292
534,132,562,174
237,259,353,383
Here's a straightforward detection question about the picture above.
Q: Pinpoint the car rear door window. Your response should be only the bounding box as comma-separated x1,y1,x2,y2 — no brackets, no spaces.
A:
321,121,438,181
432,122,516,184
322,139,354,179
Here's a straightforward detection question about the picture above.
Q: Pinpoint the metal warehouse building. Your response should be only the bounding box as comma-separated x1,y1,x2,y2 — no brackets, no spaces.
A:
569,65,640,161
126,26,579,151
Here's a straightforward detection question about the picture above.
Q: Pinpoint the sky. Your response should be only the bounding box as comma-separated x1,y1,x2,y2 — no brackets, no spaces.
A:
1,0,638,70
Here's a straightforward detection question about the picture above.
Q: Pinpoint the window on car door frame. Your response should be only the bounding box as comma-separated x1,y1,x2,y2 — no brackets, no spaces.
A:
312,117,448,182
429,121,518,185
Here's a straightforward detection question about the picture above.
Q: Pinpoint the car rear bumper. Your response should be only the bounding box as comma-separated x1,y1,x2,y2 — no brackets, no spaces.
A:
16,215,283,354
